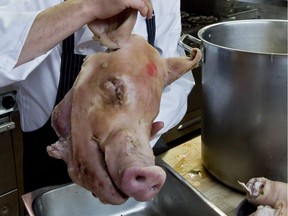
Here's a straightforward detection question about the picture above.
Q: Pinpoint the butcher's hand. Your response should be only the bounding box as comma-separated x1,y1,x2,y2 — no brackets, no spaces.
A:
83,0,153,19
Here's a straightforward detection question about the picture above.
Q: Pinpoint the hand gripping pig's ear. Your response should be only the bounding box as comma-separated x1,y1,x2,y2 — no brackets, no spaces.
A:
88,8,137,49
164,48,202,86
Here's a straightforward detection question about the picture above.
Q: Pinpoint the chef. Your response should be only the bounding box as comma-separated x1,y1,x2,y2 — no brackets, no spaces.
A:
0,0,195,196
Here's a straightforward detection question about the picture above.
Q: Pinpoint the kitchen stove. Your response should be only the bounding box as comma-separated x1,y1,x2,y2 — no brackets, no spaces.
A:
181,4,259,35
181,12,218,31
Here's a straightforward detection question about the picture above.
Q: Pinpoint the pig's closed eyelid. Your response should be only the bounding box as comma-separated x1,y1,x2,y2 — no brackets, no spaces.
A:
92,136,100,143
114,82,125,100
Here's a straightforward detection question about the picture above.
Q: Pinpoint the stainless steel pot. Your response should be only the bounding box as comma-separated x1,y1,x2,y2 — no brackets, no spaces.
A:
180,19,287,191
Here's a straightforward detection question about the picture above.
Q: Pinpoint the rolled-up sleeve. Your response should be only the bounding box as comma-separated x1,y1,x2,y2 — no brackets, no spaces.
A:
0,1,48,87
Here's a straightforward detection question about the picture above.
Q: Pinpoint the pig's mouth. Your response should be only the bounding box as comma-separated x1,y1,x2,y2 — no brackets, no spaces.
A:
83,138,166,204
98,130,167,203
90,169,129,202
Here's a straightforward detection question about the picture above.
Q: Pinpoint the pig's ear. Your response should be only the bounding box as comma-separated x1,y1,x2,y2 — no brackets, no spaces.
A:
88,8,137,49
150,121,164,138
164,48,202,86
274,200,287,214
51,89,73,138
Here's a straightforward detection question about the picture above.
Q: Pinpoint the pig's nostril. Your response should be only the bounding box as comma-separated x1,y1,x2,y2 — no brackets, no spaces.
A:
150,184,160,191
135,175,161,191
136,175,146,182
120,166,166,201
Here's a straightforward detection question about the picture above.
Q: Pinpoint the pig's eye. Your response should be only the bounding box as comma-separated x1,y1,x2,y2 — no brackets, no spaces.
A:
114,82,125,105
103,78,125,105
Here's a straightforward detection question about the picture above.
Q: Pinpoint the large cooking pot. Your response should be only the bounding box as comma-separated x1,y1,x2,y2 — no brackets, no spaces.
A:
180,19,287,191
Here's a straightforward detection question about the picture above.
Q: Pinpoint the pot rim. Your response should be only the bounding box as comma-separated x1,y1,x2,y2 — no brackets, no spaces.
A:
197,19,288,56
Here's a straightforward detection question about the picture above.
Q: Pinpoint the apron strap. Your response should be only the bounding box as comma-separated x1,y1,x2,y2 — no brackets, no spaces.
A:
146,11,156,46
55,34,86,105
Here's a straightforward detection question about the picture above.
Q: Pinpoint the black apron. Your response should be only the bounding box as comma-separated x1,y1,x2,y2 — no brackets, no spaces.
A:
23,16,156,193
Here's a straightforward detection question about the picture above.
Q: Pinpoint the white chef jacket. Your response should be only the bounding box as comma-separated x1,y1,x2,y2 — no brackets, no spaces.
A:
0,0,195,147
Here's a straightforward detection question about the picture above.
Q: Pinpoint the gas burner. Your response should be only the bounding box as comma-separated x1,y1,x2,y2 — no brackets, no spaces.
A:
181,11,218,32
185,15,218,25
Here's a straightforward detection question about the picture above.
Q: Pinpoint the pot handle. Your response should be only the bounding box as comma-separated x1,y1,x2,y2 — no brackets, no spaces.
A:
179,34,201,53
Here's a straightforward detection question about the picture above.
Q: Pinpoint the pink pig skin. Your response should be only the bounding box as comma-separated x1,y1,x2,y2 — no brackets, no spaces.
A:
47,34,202,204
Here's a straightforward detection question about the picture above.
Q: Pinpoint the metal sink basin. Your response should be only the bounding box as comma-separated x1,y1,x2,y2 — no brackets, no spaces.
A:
22,158,226,216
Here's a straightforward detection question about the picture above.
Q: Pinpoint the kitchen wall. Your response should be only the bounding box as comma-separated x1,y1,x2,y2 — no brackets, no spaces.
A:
239,0,287,7
237,0,287,19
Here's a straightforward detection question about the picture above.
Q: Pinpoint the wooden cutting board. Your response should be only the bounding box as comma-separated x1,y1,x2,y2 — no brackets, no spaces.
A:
160,135,245,216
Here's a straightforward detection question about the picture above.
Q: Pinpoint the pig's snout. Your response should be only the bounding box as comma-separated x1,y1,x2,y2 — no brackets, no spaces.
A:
120,166,166,201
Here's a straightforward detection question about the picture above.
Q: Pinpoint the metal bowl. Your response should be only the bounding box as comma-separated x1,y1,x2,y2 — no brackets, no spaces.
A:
22,158,226,216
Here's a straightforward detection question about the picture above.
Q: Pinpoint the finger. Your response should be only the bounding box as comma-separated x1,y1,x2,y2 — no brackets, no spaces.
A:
128,0,153,18
142,0,153,18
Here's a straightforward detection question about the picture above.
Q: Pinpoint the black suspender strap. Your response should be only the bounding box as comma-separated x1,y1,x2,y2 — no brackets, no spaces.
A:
55,34,86,105
146,11,156,47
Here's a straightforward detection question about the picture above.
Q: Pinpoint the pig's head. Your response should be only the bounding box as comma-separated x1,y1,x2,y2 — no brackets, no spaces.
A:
47,34,202,204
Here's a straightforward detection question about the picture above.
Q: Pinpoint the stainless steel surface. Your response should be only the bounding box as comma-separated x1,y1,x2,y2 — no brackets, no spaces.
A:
22,158,226,216
179,34,201,53
0,121,15,133
239,0,287,7
194,19,287,190
222,5,259,20
177,116,201,130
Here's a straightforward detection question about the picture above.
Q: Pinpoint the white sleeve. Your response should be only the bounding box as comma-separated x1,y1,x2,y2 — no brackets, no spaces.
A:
149,0,195,147
0,1,50,87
